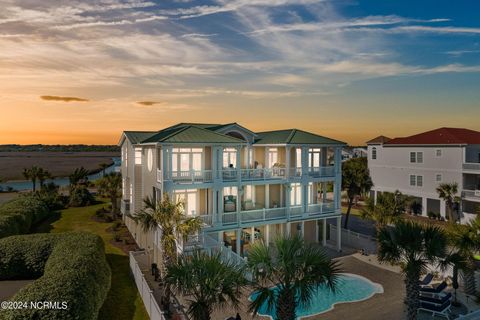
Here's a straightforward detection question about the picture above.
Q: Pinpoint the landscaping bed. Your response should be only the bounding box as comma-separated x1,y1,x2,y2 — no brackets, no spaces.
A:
0,232,111,320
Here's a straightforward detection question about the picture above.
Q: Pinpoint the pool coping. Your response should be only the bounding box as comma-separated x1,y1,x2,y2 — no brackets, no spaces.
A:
249,272,384,320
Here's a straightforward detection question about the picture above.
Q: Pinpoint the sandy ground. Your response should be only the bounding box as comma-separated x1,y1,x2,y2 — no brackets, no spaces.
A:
0,152,119,180
0,192,19,205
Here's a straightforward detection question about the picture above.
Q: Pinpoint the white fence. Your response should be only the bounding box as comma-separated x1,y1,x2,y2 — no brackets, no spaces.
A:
129,251,166,320
329,224,377,253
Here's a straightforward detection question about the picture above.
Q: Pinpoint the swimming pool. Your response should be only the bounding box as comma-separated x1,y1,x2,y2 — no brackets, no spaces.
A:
249,273,383,319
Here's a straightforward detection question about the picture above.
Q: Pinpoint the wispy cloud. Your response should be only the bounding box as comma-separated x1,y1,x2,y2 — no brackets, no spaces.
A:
40,95,89,102
393,25,480,34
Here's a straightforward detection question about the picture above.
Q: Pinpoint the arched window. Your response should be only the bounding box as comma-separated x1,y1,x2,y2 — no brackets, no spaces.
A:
372,147,377,160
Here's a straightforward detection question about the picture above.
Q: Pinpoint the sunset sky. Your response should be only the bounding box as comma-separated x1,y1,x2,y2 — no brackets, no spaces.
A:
1,0,479,145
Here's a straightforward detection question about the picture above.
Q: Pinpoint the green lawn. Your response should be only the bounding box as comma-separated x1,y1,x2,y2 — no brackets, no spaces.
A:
35,202,149,320
342,205,363,216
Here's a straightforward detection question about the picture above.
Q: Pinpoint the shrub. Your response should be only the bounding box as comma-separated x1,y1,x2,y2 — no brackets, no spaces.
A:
113,221,121,230
68,186,95,207
0,232,111,320
0,194,50,238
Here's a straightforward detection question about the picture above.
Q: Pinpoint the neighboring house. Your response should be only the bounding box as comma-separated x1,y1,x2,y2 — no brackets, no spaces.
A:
119,122,345,263
367,128,480,223
342,147,367,162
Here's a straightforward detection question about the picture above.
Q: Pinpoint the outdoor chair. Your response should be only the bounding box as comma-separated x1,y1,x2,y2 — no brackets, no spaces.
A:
419,273,434,287
418,299,451,319
420,281,447,294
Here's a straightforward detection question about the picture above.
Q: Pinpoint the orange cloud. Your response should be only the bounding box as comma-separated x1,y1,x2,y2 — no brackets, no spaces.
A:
40,95,89,102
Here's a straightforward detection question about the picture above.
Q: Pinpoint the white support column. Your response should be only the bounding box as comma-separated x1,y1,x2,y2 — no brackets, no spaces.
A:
212,188,218,224
285,146,291,178
422,197,428,216
301,221,305,238
315,219,319,243
286,184,291,219
212,146,218,180
440,200,446,219
336,216,342,252
236,145,241,181
286,222,291,236
236,229,241,256
218,231,223,244
265,184,270,209
322,220,327,246
265,224,270,247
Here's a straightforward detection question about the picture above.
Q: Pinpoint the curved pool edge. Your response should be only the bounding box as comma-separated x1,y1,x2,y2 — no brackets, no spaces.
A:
250,272,384,320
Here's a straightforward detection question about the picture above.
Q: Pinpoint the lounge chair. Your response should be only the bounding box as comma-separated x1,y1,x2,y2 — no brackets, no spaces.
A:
419,273,434,286
419,281,447,294
419,292,452,305
418,299,451,319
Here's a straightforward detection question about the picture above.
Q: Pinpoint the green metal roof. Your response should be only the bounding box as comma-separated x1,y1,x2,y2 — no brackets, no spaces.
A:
141,126,245,144
123,131,157,144
122,123,344,145
254,129,345,145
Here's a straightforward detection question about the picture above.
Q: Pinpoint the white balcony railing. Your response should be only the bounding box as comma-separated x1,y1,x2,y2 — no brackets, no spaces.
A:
197,214,214,226
289,168,302,179
290,205,303,217
463,163,480,171
222,212,238,225
307,202,335,214
462,190,480,199
307,166,335,177
167,170,213,183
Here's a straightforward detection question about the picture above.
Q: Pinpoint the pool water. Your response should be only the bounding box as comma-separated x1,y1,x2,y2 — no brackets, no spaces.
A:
250,273,383,319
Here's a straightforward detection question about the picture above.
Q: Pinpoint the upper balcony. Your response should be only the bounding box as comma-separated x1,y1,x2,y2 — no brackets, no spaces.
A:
196,201,337,230
463,162,480,172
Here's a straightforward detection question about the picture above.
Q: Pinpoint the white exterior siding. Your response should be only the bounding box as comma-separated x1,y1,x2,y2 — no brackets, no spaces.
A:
368,144,479,222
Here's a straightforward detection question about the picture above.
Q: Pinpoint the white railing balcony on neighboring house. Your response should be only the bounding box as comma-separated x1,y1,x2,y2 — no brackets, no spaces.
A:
462,190,480,200
165,170,213,183
156,169,162,183
120,199,130,215
307,166,335,178
463,162,480,171
307,202,335,215
221,169,239,181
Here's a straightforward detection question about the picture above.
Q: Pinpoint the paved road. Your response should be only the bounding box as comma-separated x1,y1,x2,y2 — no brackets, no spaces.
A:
328,213,376,237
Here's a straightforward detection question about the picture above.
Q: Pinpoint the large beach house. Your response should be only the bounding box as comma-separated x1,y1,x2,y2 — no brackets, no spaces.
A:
367,127,480,223
119,123,345,263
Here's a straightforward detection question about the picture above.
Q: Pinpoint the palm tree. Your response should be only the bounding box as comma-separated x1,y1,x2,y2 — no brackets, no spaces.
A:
37,168,52,188
99,163,110,177
361,191,406,228
69,167,89,190
132,194,203,308
248,236,341,320
446,216,480,295
436,182,460,222
166,251,248,320
378,221,447,320
97,172,122,219
342,158,373,229
22,166,41,191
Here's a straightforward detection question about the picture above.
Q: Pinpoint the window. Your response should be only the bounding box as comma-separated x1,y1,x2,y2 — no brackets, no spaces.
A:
267,148,278,167
372,147,377,160
135,148,142,165
436,174,442,182
436,149,442,157
290,183,302,206
410,175,423,187
309,148,321,167
296,148,302,168
147,149,153,172
175,189,198,215
172,148,203,172
410,152,423,163
244,185,254,201
223,148,237,168
410,175,416,186
308,182,314,204
417,175,423,187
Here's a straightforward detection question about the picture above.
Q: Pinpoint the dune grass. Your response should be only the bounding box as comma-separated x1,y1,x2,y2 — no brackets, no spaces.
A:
35,202,148,320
